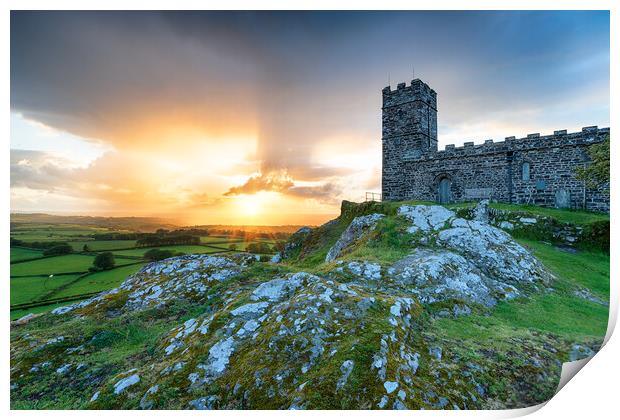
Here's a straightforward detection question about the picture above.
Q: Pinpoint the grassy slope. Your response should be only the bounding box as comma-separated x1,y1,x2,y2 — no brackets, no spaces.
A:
288,202,610,345
432,239,609,345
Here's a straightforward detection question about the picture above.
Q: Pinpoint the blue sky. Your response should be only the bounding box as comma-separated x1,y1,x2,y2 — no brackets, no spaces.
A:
10,11,610,223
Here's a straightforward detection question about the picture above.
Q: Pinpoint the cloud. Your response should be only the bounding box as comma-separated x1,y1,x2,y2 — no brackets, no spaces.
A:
10,150,75,191
224,170,294,196
288,183,342,203
224,169,342,204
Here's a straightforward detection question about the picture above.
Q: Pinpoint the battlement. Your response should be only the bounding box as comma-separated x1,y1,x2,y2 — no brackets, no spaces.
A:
382,79,437,110
428,126,609,160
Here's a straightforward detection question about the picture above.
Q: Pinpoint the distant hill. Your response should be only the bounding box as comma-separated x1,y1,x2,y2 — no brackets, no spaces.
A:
10,213,308,234
190,224,308,234
10,213,179,233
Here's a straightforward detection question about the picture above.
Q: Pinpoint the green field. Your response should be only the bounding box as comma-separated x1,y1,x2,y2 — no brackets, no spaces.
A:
10,224,109,242
11,254,97,276
51,263,146,299
10,247,44,262
199,235,244,243
10,275,82,306
111,245,225,257
70,240,137,251
10,219,283,320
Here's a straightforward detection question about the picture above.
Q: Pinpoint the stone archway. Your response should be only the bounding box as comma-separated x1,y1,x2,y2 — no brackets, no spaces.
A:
438,178,452,204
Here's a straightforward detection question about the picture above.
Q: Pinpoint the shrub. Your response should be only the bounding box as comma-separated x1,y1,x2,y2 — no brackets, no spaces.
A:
10,237,24,246
143,249,175,261
91,252,115,271
578,220,610,253
247,242,272,254
42,244,73,256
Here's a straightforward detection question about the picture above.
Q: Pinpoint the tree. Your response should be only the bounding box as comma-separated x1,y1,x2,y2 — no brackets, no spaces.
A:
10,237,24,247
43,244,73,256
247,242,272,254
576,135,610,190
228,243,237,251
143,249,174,262
92,252,115,271
83,244,91,252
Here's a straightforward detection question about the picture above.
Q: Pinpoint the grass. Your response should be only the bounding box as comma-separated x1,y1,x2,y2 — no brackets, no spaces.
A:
10,247,44,262
51,263,145,299
8,220,289,326
433,239,610,345
9,264,146,320
10,225,109,242
342,217,414,265
226,241,277,251
10,254,96,276
111,245,225,257
70,240,137,251
10,275,82,306
200,236,244,243
9,225,278,318
10,299,85,321
517,239,609,297
489,203,609,224
448,202,609,225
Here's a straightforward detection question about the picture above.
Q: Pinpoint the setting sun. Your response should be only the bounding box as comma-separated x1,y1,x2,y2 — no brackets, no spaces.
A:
235,192,271,217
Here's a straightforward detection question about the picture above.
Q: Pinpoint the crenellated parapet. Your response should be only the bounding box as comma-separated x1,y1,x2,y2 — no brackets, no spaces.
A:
382,79,437,110
405,126,610,162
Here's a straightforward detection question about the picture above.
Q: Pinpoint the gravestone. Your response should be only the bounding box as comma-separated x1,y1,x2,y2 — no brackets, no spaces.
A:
554,189,571,209
464,188,493,200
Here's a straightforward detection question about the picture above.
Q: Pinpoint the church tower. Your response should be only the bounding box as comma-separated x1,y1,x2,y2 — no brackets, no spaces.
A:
381,79,438,200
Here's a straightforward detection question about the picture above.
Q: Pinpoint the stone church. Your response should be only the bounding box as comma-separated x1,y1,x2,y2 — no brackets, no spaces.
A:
381,79,609,212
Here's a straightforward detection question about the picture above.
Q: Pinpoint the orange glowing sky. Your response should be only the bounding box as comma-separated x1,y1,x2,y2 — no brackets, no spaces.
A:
10,11,609,225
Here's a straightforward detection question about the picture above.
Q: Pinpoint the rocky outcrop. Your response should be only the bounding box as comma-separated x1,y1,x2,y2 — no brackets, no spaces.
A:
397,205,454,234
387,249,515,306
10,204,582,410
279,226,313,260
50,254,256,317
325,214,384,262
328,205,552,307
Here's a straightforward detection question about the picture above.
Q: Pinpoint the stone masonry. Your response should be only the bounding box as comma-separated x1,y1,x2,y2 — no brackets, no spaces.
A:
381,79,610,212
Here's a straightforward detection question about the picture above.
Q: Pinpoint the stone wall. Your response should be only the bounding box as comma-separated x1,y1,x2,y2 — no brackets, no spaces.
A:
381,79,610,213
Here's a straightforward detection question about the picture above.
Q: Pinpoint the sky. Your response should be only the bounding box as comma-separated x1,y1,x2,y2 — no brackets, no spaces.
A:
10,11,610,225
